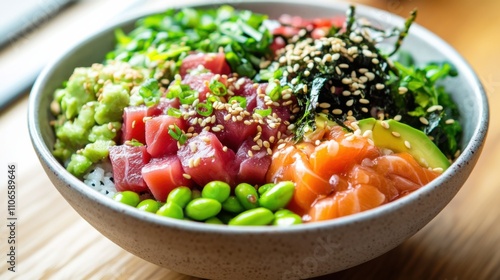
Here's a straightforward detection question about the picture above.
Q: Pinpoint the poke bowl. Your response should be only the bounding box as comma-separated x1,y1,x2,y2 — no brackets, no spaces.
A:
28,0,488,279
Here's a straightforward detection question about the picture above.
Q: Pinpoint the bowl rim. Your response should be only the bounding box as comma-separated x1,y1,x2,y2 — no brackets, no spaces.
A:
28,0,489,234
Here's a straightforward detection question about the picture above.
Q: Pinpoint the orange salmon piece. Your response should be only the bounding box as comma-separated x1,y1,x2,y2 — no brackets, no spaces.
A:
266,144,299,183
310,136,380,178
373,152,440,186
309,184,386,222
349,164,398,201
291,151,333,211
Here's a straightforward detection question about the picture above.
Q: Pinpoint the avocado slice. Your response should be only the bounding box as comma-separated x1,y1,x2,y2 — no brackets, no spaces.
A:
357,118,450,171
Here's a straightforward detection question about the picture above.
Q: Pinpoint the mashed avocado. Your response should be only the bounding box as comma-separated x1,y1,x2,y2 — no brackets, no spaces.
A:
51,61,150,177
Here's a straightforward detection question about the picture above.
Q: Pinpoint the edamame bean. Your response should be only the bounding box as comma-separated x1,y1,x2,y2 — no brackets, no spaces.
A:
273,213,302,226
205,217,224,224
136,199,161,213
258,183,275,196
274,209,296,218
228,207,274,226
113,191,140,207
185,198,222,221
166,186,192,208
156,201,184,220
221,196,245,213
235,183,259,210
202,181,231,203
258,181,295,211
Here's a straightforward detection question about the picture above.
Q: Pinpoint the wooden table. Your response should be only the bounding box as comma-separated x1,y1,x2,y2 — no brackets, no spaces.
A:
1,0,499,279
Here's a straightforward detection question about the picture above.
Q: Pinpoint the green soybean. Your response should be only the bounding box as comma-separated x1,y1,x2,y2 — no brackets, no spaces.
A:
205,217,224,224
156,201,184,220
221,196,245,213
273,213,302,226
166,186,192,208
113,191,140,207
136,199,161,213
202,181,231,203
258,183,275,196
274,209,296,218
258,181,295,211
235,183,259,210
185,198,222,221
228,207,274,226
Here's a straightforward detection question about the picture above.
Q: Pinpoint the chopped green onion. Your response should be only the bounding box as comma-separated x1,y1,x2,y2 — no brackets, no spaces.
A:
178,89,198,104
139,78,161,107
229,96,247,109
266,80,281,101
125,139,144,147
209,79,227,96
167,107,182,118
168,124,187,145
196,102,213,117
254,108,272,117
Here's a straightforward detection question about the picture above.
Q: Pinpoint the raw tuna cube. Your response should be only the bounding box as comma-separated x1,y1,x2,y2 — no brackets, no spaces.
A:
181,72,228,102
109,145,150,193
255,93,295,142
177,131,238,187
142,155,193,202
230,77,259,112
145,115,186,158
180,52,231,77
121,106,148,144
235,139,272,185
213,110,257,151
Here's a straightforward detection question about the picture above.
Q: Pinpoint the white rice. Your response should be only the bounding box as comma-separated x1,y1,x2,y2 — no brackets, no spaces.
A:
83,161,117,198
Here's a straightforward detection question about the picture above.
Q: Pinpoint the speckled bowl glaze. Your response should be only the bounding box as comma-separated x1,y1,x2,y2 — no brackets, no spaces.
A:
28,0,488,279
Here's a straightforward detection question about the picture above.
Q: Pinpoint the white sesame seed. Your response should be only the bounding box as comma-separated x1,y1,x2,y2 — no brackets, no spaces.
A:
361,107,369,113
404,140,412,149
342,78,352,84
381,121,390,129
391,131,401,138
332,109,343,115
375,83,385,90
183,173,192,179
445,119,455,124
394,115,402,121
342,90,352,96
365,72,375,80
362,129,373,138
277,143,286,150
419,117,429,125
247,150,254,157
398,87,408,94
433,167,444,173
427,105,444,113
372,58,380,64
346,99,354,107
339,63,349,69
319,102,331,109
359,98,370,104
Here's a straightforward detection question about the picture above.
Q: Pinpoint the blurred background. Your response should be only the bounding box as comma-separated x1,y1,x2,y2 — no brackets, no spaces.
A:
1,0,499,279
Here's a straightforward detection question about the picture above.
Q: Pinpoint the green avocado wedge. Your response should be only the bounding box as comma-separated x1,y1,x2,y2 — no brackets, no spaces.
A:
357,118,451,171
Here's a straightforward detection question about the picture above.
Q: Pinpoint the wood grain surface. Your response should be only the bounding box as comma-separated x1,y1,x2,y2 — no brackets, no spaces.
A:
1,0,499,279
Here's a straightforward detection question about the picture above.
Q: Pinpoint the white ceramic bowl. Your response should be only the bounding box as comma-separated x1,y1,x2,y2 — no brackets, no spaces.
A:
28,1,489,279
